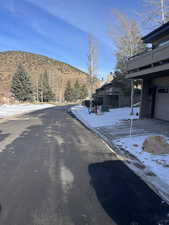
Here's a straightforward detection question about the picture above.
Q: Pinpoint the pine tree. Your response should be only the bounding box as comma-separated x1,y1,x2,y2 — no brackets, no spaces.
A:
38,71,54,102
11,65,33,102
73,80,81,101
64,81,74,102
80,84,88,99
42,71,54,102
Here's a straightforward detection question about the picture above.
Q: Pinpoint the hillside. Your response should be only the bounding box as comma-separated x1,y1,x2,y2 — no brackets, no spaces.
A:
0,51,98,103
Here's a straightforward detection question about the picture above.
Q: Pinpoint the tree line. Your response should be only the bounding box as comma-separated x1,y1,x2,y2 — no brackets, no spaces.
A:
11,65,88,103
64,80,88,102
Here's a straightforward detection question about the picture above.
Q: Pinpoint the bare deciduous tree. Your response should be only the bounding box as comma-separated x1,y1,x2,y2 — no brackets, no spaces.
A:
110,10,144,73
110,10,144,115
87,34,97,99
138,0,169,29
36,77,39,102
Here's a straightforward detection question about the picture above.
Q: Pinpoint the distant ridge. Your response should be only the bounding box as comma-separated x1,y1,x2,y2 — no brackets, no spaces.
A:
0,50,99,103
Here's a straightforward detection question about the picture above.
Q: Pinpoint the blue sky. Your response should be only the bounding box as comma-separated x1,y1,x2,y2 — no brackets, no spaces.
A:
0,0,144,79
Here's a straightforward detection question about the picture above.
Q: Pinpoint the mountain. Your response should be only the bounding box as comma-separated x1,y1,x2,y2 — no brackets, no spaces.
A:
0,51,98,103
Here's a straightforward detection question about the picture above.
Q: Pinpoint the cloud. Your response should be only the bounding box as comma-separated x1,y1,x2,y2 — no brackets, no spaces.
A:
25,0,113,46
1,0,115,77
23,0,115,75
27,0,91,33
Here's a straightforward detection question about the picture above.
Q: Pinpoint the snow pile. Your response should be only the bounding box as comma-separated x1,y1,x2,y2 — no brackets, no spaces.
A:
0,104,55,118
71,105,139,128
114,135,169,186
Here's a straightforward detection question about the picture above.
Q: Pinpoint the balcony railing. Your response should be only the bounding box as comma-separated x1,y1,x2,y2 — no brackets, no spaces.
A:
127,42,169,72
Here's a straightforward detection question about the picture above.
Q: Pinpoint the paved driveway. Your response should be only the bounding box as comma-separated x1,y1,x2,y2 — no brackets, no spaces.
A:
0,106,168,225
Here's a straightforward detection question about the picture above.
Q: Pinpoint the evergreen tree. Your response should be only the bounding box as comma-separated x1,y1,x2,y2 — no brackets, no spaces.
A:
80,84,88,99
64,81,74,102
73,80,81,101
11,65,33,102
42,71,54,102
38,71,54,102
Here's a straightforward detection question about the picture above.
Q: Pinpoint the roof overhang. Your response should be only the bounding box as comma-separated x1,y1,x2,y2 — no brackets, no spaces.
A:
142,21,169,43
126,64,169,79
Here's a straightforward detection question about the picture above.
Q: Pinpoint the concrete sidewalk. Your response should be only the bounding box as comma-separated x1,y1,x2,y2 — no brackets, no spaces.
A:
71,106,169,204
96,118,169,140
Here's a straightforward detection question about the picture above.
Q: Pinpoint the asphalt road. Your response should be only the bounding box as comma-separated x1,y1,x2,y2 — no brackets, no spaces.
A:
0,106,168,225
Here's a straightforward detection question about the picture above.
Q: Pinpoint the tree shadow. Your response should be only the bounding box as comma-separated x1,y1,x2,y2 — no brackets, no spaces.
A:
88,160,169,225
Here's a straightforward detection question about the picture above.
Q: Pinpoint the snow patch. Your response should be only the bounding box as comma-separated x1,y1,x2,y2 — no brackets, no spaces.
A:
60,164,74,196
55,135,64,146
71,105,139,128
113,135,169,186
0,104,55,118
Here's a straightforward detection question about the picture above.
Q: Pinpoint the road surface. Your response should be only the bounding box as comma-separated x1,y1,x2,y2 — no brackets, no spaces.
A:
0,106,168,225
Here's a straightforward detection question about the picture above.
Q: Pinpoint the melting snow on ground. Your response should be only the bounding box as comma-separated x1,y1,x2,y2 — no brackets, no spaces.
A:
113,135,169,186
72,105,169,197
0,104,55,118
71,105,139,128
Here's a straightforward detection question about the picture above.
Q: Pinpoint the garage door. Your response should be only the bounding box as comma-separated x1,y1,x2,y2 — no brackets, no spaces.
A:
155,87,169,121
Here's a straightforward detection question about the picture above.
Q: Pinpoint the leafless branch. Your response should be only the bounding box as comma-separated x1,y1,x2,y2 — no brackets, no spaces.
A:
87,34,97,98
137,0,169,29
110,10,144,72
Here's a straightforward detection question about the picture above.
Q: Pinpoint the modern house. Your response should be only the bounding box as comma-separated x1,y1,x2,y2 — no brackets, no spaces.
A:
94,81,131,108
126,21,169,121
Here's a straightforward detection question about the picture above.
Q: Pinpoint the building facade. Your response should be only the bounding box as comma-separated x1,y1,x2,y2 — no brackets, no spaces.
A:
94,82,131,108
126,22,169,121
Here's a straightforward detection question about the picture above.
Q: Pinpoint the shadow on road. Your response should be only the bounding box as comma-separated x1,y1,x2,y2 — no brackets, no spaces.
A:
88,160,169,225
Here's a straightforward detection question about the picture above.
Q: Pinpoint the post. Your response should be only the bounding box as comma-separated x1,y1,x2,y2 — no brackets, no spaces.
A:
130,80,134,115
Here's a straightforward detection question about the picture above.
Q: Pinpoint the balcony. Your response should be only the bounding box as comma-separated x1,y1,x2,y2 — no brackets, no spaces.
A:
96,89,104,97
126,42,169,79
